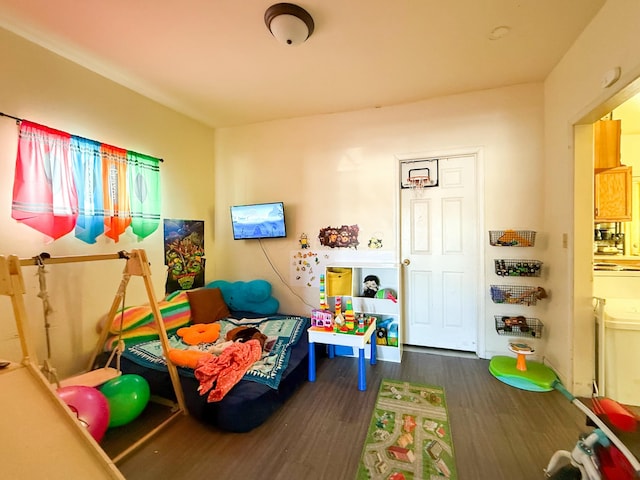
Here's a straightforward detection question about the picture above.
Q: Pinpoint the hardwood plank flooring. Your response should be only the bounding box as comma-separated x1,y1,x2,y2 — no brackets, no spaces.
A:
109,350,589,479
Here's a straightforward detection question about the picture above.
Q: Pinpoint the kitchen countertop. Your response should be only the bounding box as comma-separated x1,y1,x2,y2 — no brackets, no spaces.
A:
594,254,640,260
594,255,640,274
594,270,640,277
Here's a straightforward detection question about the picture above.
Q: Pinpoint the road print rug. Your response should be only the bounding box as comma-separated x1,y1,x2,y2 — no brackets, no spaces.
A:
356,379,457,480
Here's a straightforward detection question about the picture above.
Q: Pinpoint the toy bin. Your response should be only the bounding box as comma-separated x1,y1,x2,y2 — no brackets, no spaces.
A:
494,316,543,338
334,345,354,356
326,267,353,296
489,230,536,247
494,259,542,277
490,285,544,306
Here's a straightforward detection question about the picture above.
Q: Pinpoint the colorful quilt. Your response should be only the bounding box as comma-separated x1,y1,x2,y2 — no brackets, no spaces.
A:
122,315,307,389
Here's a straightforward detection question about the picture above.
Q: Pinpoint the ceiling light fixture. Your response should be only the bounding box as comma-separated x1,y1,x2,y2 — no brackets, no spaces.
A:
264,3,314,46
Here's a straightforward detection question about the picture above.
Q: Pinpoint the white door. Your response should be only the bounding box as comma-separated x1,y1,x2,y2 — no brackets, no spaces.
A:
400,154,479,351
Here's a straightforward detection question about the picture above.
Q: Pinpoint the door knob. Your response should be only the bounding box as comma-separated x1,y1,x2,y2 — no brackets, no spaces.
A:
402,258,411,266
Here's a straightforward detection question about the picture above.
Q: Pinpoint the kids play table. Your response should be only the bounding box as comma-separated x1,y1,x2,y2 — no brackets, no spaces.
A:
307,320,377,391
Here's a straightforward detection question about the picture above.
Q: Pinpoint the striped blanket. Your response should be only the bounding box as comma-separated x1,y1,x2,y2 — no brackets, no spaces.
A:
104,290,191,350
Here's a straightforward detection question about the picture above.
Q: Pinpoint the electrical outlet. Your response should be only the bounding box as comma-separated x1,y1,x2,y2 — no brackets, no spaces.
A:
562,233,568,248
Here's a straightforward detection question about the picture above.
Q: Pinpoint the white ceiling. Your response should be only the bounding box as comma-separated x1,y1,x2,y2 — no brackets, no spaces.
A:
0,0,607,128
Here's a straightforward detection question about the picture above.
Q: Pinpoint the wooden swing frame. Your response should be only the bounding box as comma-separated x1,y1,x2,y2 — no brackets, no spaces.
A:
1,249,187,466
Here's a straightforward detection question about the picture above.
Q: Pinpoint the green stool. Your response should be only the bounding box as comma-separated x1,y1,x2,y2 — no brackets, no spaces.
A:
489,343,557,392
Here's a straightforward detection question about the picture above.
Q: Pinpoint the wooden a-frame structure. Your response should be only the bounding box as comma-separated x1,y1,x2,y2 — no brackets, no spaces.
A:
0,249,187,474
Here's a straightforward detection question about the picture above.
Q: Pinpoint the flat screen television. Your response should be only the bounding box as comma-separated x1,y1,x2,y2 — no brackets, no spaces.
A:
230,201,286,240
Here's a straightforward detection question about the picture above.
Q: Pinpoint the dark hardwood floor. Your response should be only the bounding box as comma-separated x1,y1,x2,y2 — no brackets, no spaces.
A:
106,350,589,479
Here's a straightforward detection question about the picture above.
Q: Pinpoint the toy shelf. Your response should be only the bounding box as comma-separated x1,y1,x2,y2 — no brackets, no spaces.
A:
494,315,543,339
494,259,542,277
489,230,536,247
490,284,545,306
324,264,402,363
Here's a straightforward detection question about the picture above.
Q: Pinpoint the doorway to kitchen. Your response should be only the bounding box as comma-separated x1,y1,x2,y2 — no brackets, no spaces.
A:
573,74,640,398
575,83,640,273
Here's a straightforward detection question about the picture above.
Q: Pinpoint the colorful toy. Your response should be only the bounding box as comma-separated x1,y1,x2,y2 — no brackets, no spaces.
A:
371,317,398,344
225,326,267,348
356,315,375,335
592,396,639,432
331,296,347,331
177,323,221,345
311,309,333,329
168,349,211,369
100,374,151,428
375,288,397,303
545,381,640,478
56,385,110,442
363,275,380,297
344,297,355,329
499,315,530,333
319,274,327,310
386,321,399,346
489,345,557,392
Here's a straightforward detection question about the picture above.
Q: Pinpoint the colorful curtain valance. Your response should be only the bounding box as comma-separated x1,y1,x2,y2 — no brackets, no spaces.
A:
10,119,161,243
128,151,161,239
71,136,104,243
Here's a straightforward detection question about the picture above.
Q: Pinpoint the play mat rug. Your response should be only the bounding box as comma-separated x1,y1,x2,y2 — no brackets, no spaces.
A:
122,315,307,389
356,379,457,480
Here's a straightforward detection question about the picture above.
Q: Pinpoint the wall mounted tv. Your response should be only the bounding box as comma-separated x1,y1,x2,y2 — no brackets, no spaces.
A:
230,201,287,240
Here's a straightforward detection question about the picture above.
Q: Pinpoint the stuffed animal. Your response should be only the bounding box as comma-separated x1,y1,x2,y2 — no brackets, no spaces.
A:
206,279,279,315
226,326,267,349
176,323,221,345
168,349,212,369
362,275,380,297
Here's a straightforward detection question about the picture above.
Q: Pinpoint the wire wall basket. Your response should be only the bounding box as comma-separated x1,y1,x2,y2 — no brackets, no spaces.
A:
490,284,546,306
489,230,536,247
495,315,543,338
494,259,543,277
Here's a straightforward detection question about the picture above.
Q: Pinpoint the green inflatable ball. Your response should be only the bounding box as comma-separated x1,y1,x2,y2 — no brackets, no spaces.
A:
100,374,150,428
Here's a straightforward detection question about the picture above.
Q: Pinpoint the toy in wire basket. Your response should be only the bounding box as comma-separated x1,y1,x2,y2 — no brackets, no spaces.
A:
494,259,542,277
489,230,536,247
495,315,543,338
490,285,547,306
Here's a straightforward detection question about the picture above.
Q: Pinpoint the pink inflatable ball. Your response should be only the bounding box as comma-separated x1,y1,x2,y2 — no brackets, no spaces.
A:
100,374,150,428
56,385,110,442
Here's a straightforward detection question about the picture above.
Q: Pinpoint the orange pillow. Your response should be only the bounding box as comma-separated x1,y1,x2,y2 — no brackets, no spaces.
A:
186,287,230,324
177,323,221,345
168,349,211,369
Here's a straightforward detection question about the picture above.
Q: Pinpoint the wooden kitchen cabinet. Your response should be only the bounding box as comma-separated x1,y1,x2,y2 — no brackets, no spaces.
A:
594,165,632,221
594,119,621,169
